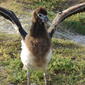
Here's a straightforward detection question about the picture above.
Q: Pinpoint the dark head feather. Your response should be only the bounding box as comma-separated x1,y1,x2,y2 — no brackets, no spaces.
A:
32,7,47,22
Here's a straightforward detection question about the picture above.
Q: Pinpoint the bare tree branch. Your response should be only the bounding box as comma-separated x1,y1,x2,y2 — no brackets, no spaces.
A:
48,2,85,38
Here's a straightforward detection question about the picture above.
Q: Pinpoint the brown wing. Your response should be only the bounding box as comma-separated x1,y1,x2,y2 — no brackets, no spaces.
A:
48,2,85,38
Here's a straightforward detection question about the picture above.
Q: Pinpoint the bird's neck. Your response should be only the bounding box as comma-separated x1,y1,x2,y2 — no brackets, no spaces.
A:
30,21,48,38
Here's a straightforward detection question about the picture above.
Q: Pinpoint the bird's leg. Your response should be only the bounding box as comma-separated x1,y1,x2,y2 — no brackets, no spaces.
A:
43,72,48,85
27,70,31,85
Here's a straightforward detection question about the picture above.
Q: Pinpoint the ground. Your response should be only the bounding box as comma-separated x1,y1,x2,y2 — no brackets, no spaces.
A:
0,33,85,85
0,0,85,85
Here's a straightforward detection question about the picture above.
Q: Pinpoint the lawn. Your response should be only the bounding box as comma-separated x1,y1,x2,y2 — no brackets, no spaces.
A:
0,33,85,85
0,0,85,85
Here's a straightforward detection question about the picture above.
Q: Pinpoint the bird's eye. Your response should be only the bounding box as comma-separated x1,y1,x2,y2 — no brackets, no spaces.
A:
38,13,44,18
38,14,42,17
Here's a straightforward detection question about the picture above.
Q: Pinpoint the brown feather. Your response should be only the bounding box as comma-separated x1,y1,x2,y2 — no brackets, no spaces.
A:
25,7,51,67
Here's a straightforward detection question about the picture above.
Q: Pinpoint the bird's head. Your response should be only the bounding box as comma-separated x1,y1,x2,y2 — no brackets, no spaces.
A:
32,7,49,23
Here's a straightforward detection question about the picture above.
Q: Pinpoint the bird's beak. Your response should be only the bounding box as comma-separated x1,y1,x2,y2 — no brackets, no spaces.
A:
44,16,49,22
38,13,51,23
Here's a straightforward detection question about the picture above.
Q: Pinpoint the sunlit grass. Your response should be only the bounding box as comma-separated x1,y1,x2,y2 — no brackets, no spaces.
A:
0,33,85,85
62,13,85,35
0,0,85,85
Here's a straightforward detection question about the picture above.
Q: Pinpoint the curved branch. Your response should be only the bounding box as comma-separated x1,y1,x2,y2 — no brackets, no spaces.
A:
48,2,85,38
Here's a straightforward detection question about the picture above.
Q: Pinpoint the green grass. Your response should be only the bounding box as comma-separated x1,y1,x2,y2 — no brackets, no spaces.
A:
61,13,85,35
0,1,85,84
0,33,85,85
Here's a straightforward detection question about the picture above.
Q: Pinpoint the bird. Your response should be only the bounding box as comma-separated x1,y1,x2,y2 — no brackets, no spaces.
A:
20,7,52,85
0,2,85,85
